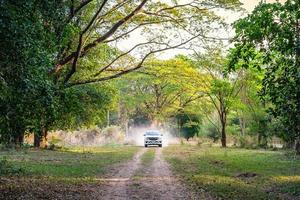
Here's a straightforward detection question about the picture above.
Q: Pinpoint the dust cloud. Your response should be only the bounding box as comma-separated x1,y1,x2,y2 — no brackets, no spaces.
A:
27,125,178,148
41,126,125,147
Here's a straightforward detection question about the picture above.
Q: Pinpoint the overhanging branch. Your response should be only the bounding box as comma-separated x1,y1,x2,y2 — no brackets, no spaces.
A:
66,33,202,87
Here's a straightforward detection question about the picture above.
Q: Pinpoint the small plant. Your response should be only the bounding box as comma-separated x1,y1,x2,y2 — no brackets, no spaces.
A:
0,156,24,175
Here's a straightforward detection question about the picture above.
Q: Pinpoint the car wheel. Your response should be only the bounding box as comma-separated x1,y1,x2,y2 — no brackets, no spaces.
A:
144,144,147,148
159,144,162,147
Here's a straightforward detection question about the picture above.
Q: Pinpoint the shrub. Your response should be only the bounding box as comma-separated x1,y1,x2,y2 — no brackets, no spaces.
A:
206,125,220,143
0,157,24,175
239,136,257,149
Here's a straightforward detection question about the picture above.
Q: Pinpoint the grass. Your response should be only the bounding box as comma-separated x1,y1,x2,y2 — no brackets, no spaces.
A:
140,148,156,166
0,146,139,199
163,144,300,200
0,146,138,179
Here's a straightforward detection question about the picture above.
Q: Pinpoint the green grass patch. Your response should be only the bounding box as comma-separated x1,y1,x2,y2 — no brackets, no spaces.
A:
140,148,155,166
163,145,300,200
0,146,138,180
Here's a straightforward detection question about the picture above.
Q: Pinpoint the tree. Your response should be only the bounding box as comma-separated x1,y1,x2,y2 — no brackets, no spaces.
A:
0,0,241,146
176,112,201,141
118,56,207,126
54,84,116,129
0,1,117,146
0,0,64,146
194,49,242,147
236,68,272,147
228,0,300,152
49,0,241,87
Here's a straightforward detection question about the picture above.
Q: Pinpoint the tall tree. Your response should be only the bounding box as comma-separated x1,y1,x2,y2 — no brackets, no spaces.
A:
50,0,241,87
0,0,65,146
194,49,242,147
228,0,300,152
0,1,117,146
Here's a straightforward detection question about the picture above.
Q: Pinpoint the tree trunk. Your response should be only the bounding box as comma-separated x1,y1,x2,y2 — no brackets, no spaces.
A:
17,134,24,148
239,117,246,136
258,134,262,146
221,121,227,147
34,133,41,148
40,126,48,148
12,125,24,148
13,129,24,148
220,108,227,147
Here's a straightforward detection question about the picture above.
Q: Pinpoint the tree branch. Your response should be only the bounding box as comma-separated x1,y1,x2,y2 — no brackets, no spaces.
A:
63,0,108,84
66,0,94,24
66,33,202,87
93,40,162,77
55,0,148,73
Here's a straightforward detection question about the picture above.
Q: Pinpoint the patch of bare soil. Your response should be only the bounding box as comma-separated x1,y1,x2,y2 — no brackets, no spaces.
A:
209,160,224,166
235,172,258,178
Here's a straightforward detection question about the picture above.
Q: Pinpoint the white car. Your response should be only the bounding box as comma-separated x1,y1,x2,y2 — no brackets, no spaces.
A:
144,130,163,147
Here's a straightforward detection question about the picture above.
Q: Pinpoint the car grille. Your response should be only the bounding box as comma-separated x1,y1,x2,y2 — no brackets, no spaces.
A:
148,137,159,140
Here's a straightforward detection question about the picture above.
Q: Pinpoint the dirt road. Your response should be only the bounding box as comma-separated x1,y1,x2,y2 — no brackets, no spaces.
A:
97,147,214,200
0,147,214,200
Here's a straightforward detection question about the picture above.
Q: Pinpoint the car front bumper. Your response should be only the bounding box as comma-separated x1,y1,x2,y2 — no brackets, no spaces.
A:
145,140,162,145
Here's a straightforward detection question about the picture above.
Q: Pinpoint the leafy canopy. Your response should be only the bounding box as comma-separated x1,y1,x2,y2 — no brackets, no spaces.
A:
227,0,300,143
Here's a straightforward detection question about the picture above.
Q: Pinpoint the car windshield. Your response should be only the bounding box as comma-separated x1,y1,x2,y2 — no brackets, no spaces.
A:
145,131,160,136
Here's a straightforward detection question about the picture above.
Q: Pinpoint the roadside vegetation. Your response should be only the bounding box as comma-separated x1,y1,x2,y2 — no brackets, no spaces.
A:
1,0,300,199
0,146,138,198
0,146,138,178
164,145,300,200
1,0,299,153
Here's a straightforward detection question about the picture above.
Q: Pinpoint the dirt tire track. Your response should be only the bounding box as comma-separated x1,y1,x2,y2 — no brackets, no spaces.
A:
128,148,188,199
98,148,147,199
98,147,214,200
